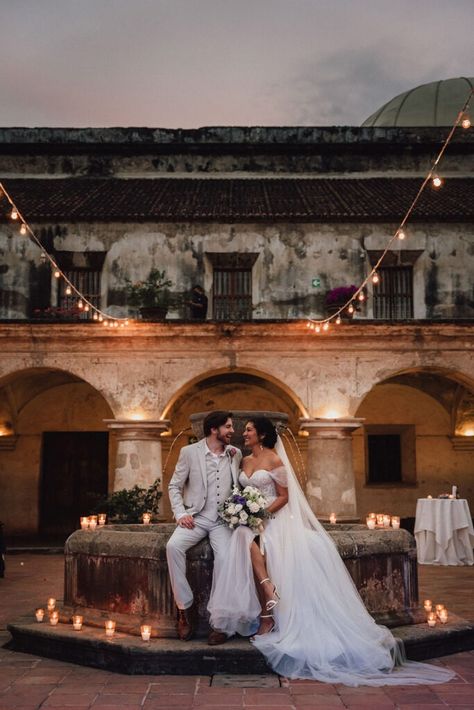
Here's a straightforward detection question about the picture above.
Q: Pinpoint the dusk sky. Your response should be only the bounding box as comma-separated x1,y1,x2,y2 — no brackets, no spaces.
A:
1,0,473,128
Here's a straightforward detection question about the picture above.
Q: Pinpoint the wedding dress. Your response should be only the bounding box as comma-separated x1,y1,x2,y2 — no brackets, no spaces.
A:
207,437,455,686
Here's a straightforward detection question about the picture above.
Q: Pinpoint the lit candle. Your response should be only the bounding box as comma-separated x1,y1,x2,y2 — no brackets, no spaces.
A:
427,612,437,627
98,513,107,526
391,516,400,529
80,516,89,530
366,517,376,530
329,513,337,525
383,514,391,528
88,515,98,531
47,597,56,612
35,608,45,622
368,513,376,520
423,599,432,612
140,624,152,641
435,604,445,617
376,514,384,527
427,495,432,499
49,611,59,626
105,619,116,637
72,614,83,631
439,609,448,624
142,513,151,525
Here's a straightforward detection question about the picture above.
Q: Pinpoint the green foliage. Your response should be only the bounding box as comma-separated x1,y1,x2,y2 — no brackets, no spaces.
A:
90,479,162,523
125,268,173,308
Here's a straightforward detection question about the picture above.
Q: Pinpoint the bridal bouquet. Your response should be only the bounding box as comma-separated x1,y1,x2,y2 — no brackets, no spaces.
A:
219,485,269,532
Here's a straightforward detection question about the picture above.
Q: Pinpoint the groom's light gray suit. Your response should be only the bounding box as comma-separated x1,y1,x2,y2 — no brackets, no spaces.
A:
166,438,242,612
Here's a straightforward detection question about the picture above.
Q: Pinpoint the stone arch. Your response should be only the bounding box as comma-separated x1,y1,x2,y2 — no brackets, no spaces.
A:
0,366,116,539
352,365,474,519
159,367,308,520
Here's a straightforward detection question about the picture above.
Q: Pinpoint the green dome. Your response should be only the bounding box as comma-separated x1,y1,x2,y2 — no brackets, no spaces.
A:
362,77,474,127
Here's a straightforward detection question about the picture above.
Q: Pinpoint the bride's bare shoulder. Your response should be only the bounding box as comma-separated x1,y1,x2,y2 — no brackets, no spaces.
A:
267,450,283,468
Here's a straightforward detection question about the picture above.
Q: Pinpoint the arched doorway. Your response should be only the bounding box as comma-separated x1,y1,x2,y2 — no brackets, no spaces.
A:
353,367,474,520
0,367,115,540
160,368,306,520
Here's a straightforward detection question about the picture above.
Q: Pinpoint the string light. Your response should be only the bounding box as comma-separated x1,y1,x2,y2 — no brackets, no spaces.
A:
305,86,473,334
0,181,130,327
335,315,341,325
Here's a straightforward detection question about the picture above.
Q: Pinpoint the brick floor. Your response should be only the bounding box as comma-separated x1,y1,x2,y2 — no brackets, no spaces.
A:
0,554,473,709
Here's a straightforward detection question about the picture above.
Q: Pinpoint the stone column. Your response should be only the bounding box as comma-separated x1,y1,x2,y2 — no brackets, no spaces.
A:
299,417,364,521
104,419,171,492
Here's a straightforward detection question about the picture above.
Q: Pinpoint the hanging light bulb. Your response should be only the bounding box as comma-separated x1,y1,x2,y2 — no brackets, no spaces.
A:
20,223,27,235
84,304,90,312
306,322,311,328
65,285,72,296
461,114,471,129
78,300,84,309
315,324,321,333
10,208,18,220
336,315,341,325
372,272,380,284
98,314,104,322
397,228,406,240
103,320,109,327
113,321,119,328
358,292,365,302
432,174,443,189
348,304,354,314
322,322,329,331
125,320,129,326
54,269,60,279
92,312,98,321
40,252,47,263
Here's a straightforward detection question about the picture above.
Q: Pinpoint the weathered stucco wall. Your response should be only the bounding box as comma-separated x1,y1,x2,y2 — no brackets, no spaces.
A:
1,220,473,321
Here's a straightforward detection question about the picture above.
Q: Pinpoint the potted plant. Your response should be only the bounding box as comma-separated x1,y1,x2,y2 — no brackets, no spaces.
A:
324,285,359,318
125,268,173,321
88,479,162,524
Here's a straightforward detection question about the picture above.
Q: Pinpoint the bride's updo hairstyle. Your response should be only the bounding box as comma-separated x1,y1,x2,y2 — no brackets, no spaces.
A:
249,416,278,449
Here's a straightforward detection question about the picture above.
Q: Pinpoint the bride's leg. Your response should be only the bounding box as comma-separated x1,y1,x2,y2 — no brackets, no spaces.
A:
250,542,277,634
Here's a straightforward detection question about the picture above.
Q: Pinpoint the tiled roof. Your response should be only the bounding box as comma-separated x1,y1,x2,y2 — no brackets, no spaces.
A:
1,177,473,222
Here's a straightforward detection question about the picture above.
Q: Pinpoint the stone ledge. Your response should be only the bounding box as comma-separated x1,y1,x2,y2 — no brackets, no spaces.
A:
6,612,474,674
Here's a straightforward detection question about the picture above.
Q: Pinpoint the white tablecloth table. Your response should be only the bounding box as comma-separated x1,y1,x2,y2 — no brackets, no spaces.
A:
415,498,474,565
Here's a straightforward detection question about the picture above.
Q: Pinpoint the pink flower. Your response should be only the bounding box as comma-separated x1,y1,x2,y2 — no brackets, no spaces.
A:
227,447,238,458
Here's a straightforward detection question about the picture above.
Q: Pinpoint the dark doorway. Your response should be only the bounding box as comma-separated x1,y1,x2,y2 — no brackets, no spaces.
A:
367,434,402,483
40,432,108,537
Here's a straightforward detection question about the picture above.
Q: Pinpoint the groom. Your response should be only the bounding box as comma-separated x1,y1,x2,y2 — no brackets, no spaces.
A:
166,410,242,645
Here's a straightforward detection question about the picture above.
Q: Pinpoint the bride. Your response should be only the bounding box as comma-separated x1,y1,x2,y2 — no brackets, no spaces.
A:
207,416,454,686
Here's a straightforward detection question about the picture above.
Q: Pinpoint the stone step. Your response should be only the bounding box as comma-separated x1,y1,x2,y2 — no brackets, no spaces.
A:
6,612,474,675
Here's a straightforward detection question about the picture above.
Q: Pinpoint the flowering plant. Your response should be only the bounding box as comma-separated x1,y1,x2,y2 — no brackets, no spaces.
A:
125,268,173,308
324,285,358,305
227,447,238,458
219,485,270,531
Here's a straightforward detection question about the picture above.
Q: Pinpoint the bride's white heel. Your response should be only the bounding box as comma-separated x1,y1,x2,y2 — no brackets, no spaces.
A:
250,614,275,640
259,577,280,611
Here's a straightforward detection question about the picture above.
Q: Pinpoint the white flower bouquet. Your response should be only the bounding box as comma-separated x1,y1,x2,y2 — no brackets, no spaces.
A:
219,485,269,532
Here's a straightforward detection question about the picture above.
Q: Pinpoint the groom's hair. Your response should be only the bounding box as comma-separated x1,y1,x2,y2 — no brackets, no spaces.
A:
203,410,233,436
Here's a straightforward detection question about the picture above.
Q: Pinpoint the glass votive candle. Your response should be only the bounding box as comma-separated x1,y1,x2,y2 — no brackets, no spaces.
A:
435,604,445,617
49,610,59,626
88,515,98,531
423,599,433,612
427,494,433,499
376,514,384,527
72,614,83,631
329,513,337,525
35,608,45,622
366,517,376,530
391,516,400,529
47,597,56,612
383,514,391,528
105,619,116,637
80,516,89,530
140,624,152,641
142,513,151,525
439,609,448,624
427,612,437,627
98,513,107,526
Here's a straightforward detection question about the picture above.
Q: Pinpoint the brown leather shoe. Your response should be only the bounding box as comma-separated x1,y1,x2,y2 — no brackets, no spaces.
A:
207,629,228,646
176,606,195,641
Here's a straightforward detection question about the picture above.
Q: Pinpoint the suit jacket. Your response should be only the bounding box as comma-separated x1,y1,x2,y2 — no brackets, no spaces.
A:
168,438,242,520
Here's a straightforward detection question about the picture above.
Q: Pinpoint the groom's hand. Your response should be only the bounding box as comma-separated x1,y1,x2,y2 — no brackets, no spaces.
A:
178,515,195,529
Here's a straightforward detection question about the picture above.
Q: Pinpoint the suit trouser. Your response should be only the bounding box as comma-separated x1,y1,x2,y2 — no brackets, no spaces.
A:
166,515,232,615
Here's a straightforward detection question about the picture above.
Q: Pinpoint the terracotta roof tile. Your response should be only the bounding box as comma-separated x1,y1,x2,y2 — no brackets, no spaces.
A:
1,177,473,222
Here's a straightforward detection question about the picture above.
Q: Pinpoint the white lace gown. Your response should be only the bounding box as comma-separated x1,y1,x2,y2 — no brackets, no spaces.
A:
207,461,455,687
